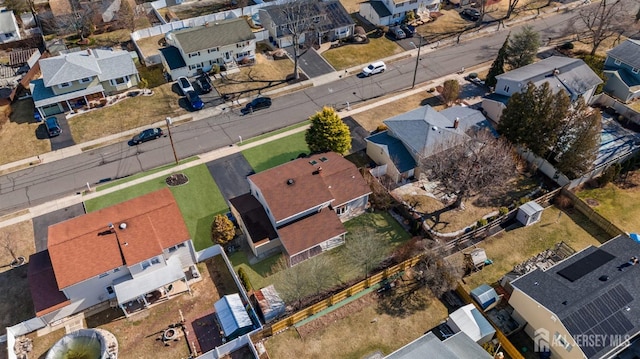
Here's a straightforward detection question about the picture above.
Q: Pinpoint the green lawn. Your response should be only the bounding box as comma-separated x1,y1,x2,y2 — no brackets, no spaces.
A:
229,211,411,301
238,121,309,146
96,157,198,191
85,165,227,251
241,132,309,173
322,37,404,70
577,183,640,233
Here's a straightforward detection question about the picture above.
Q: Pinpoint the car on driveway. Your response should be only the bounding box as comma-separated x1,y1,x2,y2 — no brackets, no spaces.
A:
131,128,163,145
241,97,272,114
177,76,195,95
389,26,406,40
186,91,205,110
362,61,387,76
197,75,212,93
45,117,62,137
401,24,415,37
461,8,481,21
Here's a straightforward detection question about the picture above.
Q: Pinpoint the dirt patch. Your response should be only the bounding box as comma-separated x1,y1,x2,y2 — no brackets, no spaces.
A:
295,293,377,338
585,198,599,207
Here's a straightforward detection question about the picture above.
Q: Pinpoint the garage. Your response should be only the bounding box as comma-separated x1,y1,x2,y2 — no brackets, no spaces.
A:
40,103,63,116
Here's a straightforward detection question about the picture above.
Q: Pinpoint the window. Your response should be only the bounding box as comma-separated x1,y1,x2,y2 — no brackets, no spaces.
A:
410,0,417,3
392,13,401,18
396,2,405,7
151,257,161,265
614,59,621,65
177,243,186,248
633,67,639,74
335,206,348,215
113,268,120,273
503,85,510,92
110,76,130,86
79,77,92,83
106,286,114,295
169,246,177,253
141,257,160,270
188,51,200,58
207,47,219,53
58,82,72,88
98,272,109,278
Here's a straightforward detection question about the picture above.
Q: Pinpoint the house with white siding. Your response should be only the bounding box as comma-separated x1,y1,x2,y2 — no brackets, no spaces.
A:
359,0,440,26
0,10,21,43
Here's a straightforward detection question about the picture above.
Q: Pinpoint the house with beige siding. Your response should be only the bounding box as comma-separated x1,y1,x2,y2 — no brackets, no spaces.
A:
28,189,198,324
508,235,640,359
160,17,256,79
229,152,371,266
30,48,139,117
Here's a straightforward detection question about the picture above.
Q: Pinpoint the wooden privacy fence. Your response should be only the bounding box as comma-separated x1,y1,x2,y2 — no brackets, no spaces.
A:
560,187,625,238
268,255,422,335
456,285,524,359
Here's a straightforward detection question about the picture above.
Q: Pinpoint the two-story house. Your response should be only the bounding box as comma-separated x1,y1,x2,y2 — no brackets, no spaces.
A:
603,39,640,104
0,10,21,44
28,189,198,324
30,48,139,117
160,18,256,79
259,0,354,48
229,152,371,266
359,0,440,26
509,235,640,359
482,56,603,123
365,105,490,183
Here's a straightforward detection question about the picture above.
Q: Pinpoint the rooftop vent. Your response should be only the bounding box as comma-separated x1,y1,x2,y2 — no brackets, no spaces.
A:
432,126,438,131
553,68,560,75
312,167,323,175
599,275,609,282
286,178,295,185
119,223,127,230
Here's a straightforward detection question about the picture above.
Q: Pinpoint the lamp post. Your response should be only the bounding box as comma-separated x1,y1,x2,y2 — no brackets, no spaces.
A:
166,117,179,165
411,35,424,89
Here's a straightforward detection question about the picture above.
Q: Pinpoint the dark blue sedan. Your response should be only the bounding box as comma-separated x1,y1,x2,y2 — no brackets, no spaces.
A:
187,91,204,111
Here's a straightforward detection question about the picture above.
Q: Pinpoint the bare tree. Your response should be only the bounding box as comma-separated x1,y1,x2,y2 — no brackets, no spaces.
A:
275,0,319,80
0,232,19,265
345,226,387,278
44,0,96,40
413,244,461,298
271,256,309,309
116,0,136,32
568,0,633,55
305,255,339,296
420,129,517,209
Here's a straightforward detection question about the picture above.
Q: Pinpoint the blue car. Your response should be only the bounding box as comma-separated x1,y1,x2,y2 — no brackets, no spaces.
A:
186,91,204,110
44,117,62,137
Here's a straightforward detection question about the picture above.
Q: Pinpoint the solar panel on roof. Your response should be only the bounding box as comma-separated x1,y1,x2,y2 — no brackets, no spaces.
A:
557,249,615,282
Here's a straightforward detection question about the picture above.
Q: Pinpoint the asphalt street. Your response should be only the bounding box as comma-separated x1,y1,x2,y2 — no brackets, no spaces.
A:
0,7,587,216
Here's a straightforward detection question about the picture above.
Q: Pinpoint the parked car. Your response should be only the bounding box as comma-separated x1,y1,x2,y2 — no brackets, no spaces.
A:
177,76,195,95
241,97,272,114
401,24,415,37
389,26,406,40
34,110,42,122
186,91,205,111
44,117,62,137
197,75,212,93
461,8,481,21
362,61,387,76
131,128,163,145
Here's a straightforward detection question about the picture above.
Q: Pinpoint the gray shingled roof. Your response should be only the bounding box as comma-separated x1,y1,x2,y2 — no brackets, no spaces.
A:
511,235,640,358
496,56,602,96
385,332,492,359
365,131,416,173
383,106,488,159
607,39,640,70
40,49,138,87
159,46,186,70
0,11,19,34
261,0,353,38
367,0,392,18
170,18,256,54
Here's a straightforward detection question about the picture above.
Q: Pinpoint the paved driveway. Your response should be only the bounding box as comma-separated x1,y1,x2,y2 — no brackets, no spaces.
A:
32,204,86,252
50,115,76,151
205,153,254,202
285,47,335,78
342,116,369,153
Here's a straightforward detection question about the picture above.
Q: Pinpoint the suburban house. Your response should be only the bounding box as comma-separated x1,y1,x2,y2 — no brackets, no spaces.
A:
365,105,490,182
508,235,640,359
482,56,603,122
28,189,198,324
0,10,21,44
359,0,439,27
30,48,139,117
259,0,354,48
603,39,640,104
385,331,492,358
160,17,256,79
229,152,371,266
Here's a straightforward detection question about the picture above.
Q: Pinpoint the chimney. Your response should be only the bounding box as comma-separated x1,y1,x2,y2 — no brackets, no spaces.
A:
87,49,91,56
453,118,460,129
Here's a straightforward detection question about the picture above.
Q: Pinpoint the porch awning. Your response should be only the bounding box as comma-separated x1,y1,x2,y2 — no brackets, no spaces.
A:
31,78,104,107
114,257,184,305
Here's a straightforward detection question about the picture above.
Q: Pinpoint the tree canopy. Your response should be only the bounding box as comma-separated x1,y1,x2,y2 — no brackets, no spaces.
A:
441,79,460,107
211,214,235,245
486,33,510,88
305,106,352,154
505,26,540,69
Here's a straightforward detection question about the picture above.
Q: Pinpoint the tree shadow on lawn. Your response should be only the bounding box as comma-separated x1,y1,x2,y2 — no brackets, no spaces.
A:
561,207,612,244
203,256,238,297
251,151,310,173
375,283,432,318
0,264,34,330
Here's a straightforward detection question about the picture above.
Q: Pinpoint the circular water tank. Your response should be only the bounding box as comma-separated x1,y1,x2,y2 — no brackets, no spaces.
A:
46,329,115,359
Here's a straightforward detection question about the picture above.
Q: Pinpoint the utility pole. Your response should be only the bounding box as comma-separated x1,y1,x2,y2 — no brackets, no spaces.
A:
166,117,179,165
412,35,424,89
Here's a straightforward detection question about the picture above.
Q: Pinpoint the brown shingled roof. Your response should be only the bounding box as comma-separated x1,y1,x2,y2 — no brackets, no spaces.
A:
49,0,72,16
248,152,370,222
48,189,190,289
277,208,346,256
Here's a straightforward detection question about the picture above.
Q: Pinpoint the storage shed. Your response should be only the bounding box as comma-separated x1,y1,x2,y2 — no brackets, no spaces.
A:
446,304,496,345
214,294,253,341
470,284,500,310
252,285,285,323
516,201,544,226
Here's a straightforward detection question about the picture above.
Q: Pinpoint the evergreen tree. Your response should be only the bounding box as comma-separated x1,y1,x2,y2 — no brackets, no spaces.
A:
441,79,460,107
211,214,235,245
505,26,540,69
305,107,352,154
486,33,510,88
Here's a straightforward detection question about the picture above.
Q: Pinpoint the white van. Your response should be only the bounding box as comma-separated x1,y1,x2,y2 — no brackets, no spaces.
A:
362,61,387,76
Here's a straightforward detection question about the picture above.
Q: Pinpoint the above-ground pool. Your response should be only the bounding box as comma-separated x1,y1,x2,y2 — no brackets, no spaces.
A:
46,329,116,359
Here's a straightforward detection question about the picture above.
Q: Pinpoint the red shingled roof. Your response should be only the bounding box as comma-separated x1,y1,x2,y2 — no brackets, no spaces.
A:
277,208,346,256
48,189,190,289
248,152,370,222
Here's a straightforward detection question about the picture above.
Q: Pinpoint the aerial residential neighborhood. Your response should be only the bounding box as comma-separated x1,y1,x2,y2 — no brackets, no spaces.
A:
0,0,640,358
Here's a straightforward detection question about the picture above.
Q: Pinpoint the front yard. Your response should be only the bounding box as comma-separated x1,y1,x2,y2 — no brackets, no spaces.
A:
213,52,295,98
322,36,404,70
0,99,51,165
241,131,310,173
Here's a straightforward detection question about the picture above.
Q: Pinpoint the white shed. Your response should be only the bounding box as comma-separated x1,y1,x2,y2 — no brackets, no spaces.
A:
446,304,496,345
517,201,544,226
214,294,253,340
